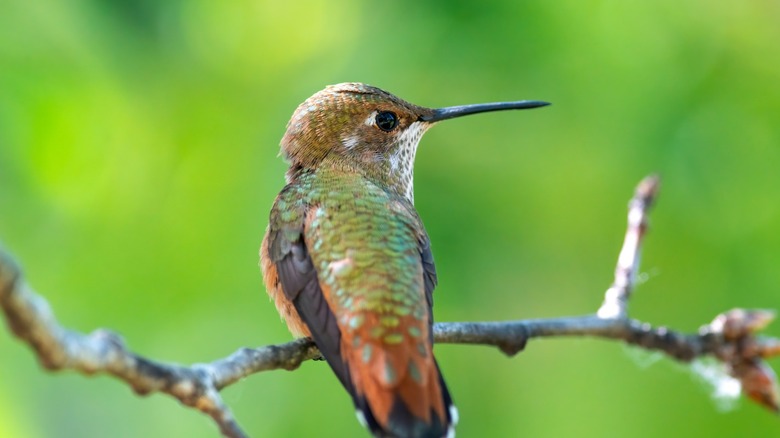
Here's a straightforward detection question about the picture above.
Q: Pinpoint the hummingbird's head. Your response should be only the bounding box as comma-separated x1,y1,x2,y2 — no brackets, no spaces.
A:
280,82,548,202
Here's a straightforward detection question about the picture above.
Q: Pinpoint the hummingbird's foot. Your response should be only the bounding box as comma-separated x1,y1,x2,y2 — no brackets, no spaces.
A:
300,337,324,360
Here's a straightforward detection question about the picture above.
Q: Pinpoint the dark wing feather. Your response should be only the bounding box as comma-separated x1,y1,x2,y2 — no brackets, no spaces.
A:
421,232,457,432
420,237,438,302
419,236,438,344
269,227,356,395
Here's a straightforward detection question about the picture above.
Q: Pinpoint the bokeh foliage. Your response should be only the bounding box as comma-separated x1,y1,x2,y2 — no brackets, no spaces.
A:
1,1,779,437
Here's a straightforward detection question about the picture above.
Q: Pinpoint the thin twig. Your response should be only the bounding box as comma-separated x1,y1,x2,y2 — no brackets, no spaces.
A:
1,175,777,437
597,174,659,319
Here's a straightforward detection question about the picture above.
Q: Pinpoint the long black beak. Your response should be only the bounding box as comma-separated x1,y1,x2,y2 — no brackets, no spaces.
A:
420,100,550,122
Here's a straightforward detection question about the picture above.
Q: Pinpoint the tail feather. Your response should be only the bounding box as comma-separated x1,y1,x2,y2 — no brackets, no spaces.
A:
355,359,456,438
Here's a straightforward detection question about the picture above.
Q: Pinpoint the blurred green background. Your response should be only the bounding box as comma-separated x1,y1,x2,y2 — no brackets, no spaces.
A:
1,0,779,437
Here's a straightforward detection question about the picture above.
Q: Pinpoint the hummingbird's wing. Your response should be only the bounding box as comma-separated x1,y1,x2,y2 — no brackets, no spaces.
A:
419,237,437,343
276,237,357,393
263,187,355,395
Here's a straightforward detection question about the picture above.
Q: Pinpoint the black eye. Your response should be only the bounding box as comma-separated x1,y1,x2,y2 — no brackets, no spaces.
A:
375,111,398,132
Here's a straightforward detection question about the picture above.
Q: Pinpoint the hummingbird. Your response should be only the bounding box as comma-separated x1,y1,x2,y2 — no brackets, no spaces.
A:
260,83,548,437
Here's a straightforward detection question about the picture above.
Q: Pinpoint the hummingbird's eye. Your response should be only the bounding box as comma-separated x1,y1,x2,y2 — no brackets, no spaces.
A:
375,111,399,132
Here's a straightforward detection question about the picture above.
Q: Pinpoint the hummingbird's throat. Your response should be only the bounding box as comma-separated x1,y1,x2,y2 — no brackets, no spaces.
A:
390,121,428,204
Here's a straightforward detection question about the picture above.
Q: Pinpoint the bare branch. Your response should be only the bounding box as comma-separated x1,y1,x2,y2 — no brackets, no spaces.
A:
0,250,250,438
1,175,778,436
434,315,778,364
598,174,659,319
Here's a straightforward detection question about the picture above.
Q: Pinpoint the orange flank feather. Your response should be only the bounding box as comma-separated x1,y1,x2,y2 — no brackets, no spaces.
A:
260,227,310,338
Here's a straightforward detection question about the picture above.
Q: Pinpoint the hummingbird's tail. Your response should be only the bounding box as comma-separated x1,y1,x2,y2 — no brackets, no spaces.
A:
355,358,457,438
